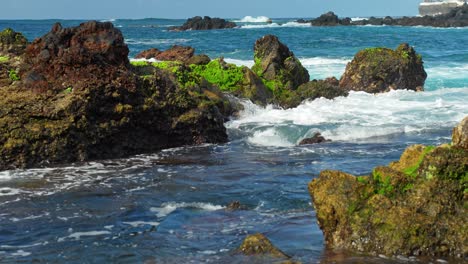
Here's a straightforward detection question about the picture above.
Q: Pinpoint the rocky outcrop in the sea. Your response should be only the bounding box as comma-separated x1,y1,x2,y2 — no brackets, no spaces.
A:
135,45,211,65
0,28,28,55
309,118,468,258
238,233,290,259
169,16,237,31
354,4,468,27
298,12,352,26
339,43,427,93
0,21,230,170
299,133,331,145
252,35,309,92
282,78,348,108
301,5,468,28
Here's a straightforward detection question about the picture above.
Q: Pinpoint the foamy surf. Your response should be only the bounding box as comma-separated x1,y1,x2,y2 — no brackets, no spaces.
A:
240,21,310,29
227,88,468,146
234,16,271,23
151,202,225,218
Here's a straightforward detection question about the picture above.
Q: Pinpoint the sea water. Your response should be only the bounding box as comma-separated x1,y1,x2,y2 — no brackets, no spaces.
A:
0,18,467,263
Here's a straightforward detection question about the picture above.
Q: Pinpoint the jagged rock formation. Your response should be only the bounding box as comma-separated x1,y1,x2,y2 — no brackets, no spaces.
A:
169,16,237,31
0,21,229,170
309,118,468,258
299,132,331,145
339,43,427,93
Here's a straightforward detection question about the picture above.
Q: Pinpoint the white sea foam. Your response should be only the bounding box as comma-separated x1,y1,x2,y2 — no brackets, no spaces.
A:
224,58,254,68
234,16,271,23
151,202,225,218
227,88,468,146
126,38,191,46
351,17,367,22
123,221,160,227
59,231,111,241
241,22,310,29
426,63,468,80
224,57,350,79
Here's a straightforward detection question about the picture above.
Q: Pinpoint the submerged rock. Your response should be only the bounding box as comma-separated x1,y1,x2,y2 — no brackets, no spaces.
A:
308,117,468,258
238,233,290,259
252,35,309,92
0,21,229,170
339,43,427,93
169,16,237,31
299,133,331,145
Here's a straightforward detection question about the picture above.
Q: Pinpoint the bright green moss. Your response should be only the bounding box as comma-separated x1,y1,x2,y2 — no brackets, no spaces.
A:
8,69,19,81
0,56,9,63
402,145,435,177
63,87,73,94
190,59,245,92
130,60,149,67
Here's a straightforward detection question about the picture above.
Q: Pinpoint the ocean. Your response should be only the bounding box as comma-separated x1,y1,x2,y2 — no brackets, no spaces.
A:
0,17,467,263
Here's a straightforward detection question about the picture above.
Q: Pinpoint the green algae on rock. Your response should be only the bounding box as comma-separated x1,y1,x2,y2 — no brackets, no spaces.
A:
0,21,230,171
238,233,291,259
309,118,468,258
339,43,427,93
0,28,28,56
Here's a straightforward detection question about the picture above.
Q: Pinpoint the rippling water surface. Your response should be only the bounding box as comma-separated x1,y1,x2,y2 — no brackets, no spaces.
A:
0,18,467,263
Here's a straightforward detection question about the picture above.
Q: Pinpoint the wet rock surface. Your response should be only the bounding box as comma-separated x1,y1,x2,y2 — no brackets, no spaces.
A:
339,43,427,93
238,233,290,259
309,118,468,258
0,21,229,170
299,133,331,145
169,16,237,31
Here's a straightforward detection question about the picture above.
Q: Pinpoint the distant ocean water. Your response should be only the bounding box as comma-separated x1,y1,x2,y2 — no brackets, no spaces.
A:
0,17,467,263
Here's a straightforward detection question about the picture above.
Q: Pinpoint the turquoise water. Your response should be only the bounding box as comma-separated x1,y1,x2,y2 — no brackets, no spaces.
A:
0,18,467,263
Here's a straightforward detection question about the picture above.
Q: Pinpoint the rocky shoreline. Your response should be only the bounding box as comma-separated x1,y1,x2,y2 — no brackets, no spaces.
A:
0,19,467,262
0,21,428,170
298,4,468,28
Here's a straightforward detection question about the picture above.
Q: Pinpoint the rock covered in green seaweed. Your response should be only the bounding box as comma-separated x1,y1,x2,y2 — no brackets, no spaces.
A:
0,21,229,170
339,43,427,93
0,28,28,55
309,117,468,258
453,116,468,149
252,35,310,92
238,233,290,259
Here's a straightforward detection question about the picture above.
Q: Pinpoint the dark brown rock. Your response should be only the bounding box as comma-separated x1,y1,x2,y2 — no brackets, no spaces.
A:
299,133,331,145
0,22,229,170
252,35,309,91
185,54,211,65
339,43,427,93
169,16,237,31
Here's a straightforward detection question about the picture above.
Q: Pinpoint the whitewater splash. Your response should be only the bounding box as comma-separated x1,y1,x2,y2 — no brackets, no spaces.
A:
240,21,310,29
226,88,468,147
234,16,271,23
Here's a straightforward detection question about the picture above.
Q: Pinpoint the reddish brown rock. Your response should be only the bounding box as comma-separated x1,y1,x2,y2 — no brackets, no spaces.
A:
135,48,161,59
155,45,195,62
23,21,132,92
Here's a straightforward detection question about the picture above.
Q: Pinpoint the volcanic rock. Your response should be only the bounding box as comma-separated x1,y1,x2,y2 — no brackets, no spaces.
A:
339,43,427,93
0,28,28,56
134,48,161,59
0,21,229,170
299,133,331,145
238,233,290,259
452,116,468,149
169,16,237,31
308,118,468,257
252,35,309,91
